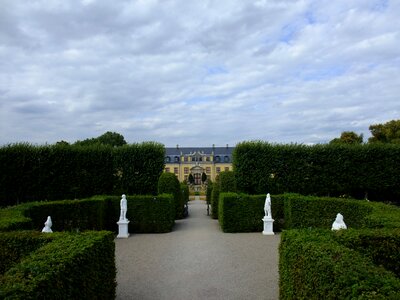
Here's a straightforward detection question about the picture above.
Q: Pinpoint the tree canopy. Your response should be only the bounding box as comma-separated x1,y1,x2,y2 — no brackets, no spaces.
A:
329,131,363,145
74,131,127,147
368,120,400,144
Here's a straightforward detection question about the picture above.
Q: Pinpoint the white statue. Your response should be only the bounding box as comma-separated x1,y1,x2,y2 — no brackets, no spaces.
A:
331,213,347,230
264,193,272,218
120,194,128,221
42,216,53,233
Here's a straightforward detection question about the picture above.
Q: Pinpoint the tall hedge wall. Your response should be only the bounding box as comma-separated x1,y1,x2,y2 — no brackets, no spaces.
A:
0,142,165,206
279,229,400,299
211,171,237,219
0,231,116,299
233,141,400,203
158,173,184,219
218,193,284,233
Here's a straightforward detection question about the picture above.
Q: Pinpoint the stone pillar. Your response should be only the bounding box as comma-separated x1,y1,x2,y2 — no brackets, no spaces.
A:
262,216,275,235
117,219,130,238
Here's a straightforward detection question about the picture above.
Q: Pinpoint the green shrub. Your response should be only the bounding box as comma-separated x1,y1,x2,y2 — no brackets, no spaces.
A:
0,231,54,275
219,171,237,193
218,193,284,233
283,193,372,230
180,183,189,204
0,206,32,232
158,173,184,219
233,141,400,203
0,231,116,300
206,180,213,204
211,175,220,219
279,229,400,299
364,201,400,229
334,228,400,278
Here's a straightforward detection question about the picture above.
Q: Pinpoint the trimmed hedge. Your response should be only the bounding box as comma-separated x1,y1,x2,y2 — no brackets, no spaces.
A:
233,141,400,203
279,229,400,299
206,180,213,204
283,193,373,229
218,193,284,233
211,175,220,219
96,194,175,233
0,231,54,275
211,171,237,219
0,195,175,234
0,231,116,299
334,228,400,278
158,173,184,219
0,142,165,207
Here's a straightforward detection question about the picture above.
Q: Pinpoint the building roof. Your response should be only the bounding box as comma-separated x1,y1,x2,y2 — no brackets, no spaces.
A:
165,146,234,156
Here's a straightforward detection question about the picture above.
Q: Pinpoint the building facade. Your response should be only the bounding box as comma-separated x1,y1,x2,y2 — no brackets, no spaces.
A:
164,145,234,183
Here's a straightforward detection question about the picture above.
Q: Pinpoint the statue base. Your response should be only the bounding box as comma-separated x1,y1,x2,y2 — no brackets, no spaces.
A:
117,219,130,238
262,216,274,235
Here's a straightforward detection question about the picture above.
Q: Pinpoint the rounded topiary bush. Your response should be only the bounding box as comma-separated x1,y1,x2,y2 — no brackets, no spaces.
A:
158,173,183,219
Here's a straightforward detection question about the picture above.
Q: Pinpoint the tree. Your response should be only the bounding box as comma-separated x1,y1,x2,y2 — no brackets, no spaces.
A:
188,173,194,185
329,131,363,145
74,131,127,147
369,120,400,144
201,172,207,183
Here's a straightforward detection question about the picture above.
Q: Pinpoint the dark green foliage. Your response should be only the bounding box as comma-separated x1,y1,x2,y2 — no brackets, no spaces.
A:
158,173,184,219
180,183,189,204
201,172,207,183
206,180,213,204
369,119,400,144
0,231,116,300
283,194,372,230
96,195,175,233
279,229,400,299
219,171,237,193
363,201,400,229
113,143,165,195
211,175,220,219
0,142,164,206
0,231,54,275
233,141,400,203
25,199,106,232
334,228,400,278
218,193,284,233
74,131,127,147
0,206,32,232
330,131,363,145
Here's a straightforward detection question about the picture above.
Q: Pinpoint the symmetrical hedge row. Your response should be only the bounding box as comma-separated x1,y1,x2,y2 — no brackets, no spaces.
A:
233,141,400,203
0,231,116,299
279,229,400,299
157,173,186,219
0,195,175,233
218,193,284,233
0,142,165,207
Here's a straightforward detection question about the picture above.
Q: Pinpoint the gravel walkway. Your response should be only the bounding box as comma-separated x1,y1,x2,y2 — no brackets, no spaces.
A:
115,198,280,300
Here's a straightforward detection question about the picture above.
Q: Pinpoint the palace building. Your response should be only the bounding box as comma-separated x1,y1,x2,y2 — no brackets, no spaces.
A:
164,145,234,183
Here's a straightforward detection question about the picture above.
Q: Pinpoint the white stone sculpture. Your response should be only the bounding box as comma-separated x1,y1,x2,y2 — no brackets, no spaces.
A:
117,194,130,238
120,194,128,221
262,193,274,235
42,216,53,233
331,213,347,230
264,193,272,219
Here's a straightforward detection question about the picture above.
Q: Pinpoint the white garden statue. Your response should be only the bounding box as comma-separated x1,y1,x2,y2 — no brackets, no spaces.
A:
42,216,53,233
262,193,274,235
264,193,272,219
117,194,130,238
331,213,347,230
120,194,128,221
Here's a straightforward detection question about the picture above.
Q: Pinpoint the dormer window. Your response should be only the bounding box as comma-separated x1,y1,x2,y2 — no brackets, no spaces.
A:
224,156,230,163
174,156,180,163
215,156,220,162
165,157,171,163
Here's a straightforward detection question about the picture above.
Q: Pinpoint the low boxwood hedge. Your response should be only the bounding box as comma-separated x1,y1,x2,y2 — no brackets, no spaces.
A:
218,193,284,233
0,231,116,300
279,229,400,299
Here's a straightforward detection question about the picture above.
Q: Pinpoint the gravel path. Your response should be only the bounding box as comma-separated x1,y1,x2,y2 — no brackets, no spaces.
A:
115,198,280,300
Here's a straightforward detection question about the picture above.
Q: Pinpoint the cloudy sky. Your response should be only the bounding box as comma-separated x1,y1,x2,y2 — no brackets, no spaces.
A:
1,0,399,147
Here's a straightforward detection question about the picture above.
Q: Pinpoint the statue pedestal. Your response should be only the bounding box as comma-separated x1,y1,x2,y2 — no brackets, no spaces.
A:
117,219,130,238
262,217,274,235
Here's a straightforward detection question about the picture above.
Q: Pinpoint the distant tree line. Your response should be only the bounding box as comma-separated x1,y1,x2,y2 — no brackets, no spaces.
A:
56,131,127,147
330,119,400,145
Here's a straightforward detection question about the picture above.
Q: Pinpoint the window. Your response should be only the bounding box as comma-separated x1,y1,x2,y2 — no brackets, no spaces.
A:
225,167,229,172
174,167,178,174
206,156,210,161
206,167,211,174
184,167,189,174
165,167,170,173
224,156,230,162
174,156,180,163
216,167,221,173
215,156,220,162
184,156,189,162
165,157,171,163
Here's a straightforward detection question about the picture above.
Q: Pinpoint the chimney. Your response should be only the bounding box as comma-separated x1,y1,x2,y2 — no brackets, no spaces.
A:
226,144,229,149
176,144,179,150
